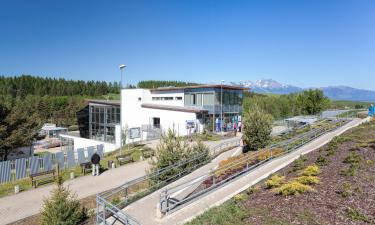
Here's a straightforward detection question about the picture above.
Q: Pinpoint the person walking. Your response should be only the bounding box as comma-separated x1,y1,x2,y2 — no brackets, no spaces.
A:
234,122,237,136
91,152,101,176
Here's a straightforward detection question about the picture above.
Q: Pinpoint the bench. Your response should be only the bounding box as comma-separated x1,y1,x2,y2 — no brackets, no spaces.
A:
80,162,92,175
30,170,56,188
116,154,133,166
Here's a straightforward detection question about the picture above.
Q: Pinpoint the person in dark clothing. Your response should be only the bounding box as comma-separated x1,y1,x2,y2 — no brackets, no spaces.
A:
91,153,101,176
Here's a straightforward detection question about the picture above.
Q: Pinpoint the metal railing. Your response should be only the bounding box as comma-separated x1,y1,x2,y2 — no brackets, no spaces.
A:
96,138,240,225
159,118,351,214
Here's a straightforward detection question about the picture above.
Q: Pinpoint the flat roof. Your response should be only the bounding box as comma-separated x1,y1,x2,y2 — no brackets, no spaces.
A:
141,103,208,113
87,99,120,106
150,84,247,92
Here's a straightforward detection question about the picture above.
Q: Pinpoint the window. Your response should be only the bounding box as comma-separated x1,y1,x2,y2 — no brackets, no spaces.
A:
196,93,202,106
152,117,160,128
175,97,182,100
152,96,173,101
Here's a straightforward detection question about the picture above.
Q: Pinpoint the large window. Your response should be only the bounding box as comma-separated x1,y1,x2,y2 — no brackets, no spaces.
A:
89,104,120,143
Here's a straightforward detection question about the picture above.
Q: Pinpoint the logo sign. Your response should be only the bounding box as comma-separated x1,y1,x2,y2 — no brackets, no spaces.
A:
129,127,141,139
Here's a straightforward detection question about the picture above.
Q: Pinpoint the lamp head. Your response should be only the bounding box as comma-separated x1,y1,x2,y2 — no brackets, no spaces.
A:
119,65,126,70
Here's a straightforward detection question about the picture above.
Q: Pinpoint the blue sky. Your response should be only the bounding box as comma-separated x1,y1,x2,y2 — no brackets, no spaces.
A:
1,0,374,90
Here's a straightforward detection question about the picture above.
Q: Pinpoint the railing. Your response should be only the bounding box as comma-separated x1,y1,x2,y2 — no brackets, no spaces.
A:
159,118,351,214
96,138,240,225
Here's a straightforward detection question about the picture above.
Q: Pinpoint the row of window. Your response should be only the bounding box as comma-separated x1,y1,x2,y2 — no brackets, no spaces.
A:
152,96,183,101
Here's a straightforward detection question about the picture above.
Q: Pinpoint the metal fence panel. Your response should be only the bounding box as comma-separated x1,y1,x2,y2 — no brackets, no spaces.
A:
55,152,65,170
0,161,12,183
43,154,53,171
87,146,95,160
29,156,39,175
66,150,76,168
97,144,104,157
77,148,86,164
15,158,27,180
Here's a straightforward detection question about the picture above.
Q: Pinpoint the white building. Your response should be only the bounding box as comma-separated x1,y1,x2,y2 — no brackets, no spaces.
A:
62,84,245,152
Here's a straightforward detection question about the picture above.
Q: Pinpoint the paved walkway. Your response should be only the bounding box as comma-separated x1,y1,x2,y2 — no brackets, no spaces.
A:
0,136,239,225
117,118,366,225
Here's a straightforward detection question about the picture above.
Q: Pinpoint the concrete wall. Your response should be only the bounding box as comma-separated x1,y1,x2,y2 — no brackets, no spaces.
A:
60,134,117,153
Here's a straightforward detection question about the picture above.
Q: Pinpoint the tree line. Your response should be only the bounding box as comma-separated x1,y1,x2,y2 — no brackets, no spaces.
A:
0,75,121,97
137,80,199,89
243,89,330,119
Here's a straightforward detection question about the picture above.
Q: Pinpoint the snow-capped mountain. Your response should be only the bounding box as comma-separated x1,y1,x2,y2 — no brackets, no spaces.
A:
232,79,375,102
233,79,302,94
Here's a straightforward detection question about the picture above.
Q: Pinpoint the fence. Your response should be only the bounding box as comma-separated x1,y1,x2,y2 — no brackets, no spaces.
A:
0,144,104,184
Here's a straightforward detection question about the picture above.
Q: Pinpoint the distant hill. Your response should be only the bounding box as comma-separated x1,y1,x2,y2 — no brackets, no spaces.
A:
232,79,375,102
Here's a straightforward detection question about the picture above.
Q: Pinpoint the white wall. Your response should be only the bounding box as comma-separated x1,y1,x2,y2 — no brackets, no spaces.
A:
60,134,117,153
121,89,204,138
148,90,185,106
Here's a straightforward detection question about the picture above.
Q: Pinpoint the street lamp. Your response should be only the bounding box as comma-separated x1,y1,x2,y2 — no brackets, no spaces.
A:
119,64,126,154
221,80,225,134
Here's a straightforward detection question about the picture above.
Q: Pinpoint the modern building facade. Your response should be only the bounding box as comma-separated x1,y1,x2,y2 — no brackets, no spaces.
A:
65,84,245,152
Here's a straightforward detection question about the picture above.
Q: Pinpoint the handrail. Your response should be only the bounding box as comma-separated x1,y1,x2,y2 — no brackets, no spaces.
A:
160,118,351,213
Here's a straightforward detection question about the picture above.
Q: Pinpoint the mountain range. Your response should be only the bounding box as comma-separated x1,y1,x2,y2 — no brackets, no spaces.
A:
232,79,375,102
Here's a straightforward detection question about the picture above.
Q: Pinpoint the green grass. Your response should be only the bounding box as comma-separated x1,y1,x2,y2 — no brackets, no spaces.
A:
186,200,292,225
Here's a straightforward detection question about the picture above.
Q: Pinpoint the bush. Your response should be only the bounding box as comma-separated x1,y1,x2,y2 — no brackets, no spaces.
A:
343,152,362,164
315,155,329,166
233,193,248,203
131,149,142,161
292,155,308,172
301,165,320,176
150,129,209,181
295,176,320,185
274,181,314,196
242,105,273,151
265,174,285,189
346,207,371,223
40,185,85,225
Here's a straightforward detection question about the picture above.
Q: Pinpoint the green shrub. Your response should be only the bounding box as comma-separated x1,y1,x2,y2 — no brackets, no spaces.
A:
246,186,259,195
346,207,371,223
295,176,320,185
315,155,329,166
274,181,314,196
292,155,308,172
340,182,352,198
233,193,248,203
301,165,320,176
340,164,360,177
343,152,362,164
265,174,285,189
40,185,85,225
131,149,142,161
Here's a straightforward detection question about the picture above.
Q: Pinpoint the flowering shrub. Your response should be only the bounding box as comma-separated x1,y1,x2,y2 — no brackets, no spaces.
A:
301,165,321,176
265,174,285,189
274,181,314,196
295,175,320,185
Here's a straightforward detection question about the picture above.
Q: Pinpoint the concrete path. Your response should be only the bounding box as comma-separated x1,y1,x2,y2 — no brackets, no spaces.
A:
0,136,239,225
118,118,366,225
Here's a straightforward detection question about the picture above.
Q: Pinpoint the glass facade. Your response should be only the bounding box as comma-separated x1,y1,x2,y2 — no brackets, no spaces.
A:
184,87,243,114
89,104,120,143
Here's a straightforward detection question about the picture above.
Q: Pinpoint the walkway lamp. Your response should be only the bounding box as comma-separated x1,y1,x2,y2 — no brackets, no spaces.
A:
221,80,225,134
119,64,126,154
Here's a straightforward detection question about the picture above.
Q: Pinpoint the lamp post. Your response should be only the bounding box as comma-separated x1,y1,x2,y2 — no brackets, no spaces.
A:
221,80,225,134
119,64,126,154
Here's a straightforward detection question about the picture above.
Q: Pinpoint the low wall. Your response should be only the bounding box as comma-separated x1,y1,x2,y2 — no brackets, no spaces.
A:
60,134,118,153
